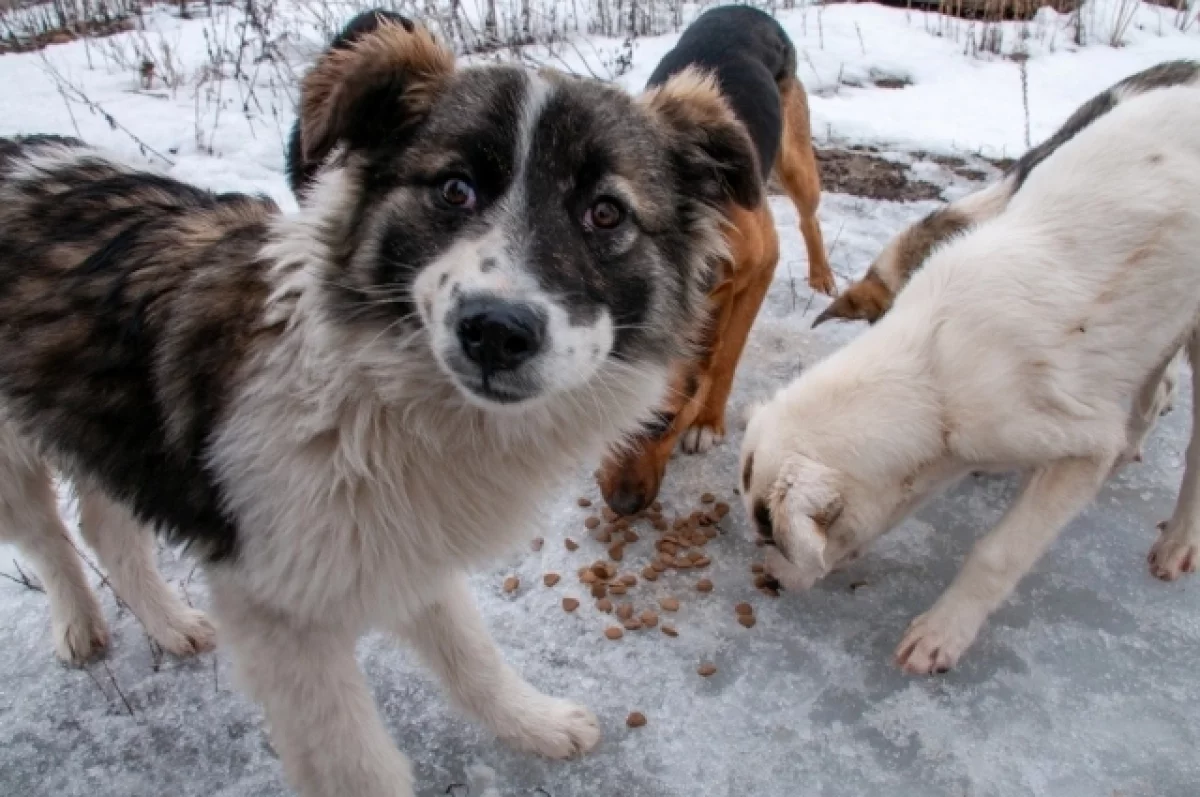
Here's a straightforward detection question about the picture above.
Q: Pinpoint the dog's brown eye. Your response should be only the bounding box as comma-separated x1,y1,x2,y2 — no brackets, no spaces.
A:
440,178,476,209
587,198,624,230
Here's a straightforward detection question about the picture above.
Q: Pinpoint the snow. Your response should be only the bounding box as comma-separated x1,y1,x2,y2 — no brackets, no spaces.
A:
2,2,1200,795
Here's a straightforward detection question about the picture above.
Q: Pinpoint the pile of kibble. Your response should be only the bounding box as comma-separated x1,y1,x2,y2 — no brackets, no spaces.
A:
504,487,784,729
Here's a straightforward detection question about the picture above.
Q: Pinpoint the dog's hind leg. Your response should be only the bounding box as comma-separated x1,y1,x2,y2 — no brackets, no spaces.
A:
0,424,108,665
78,489,216,657
680,205,778,454
1115,348,1182,472
210,586,414,797
1149,334,1200,580
895,455,1111,675
400,573,600,759
776,77,835,296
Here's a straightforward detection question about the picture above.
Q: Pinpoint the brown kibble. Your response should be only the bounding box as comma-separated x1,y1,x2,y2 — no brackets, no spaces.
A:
503,576,520,593
615,518,630,531
701,492,716,504
591,563,609,580
609,583,627,596
623,619,643,631
596,529,612,544
581,570,598,585
591,583,608,599
626,712,648,728
652,560,668,573
661,625,679,637
605,626,624,640
604,563,619,580
543,573,561,588
642,567,659,582
578,497,592,508
624,530,640,544
739,615,758,629
688,550,705,563
565,538,580,552
754,574,771,589
640,610,658,627
616,603,634,620
531,537,544,552
696,579,714,593
597,598,613,613
693,556,712,568
751,563,765,574
704,527,719,540
602,507,618,522
698,662,717,677
659,597,680,612
735,602,754,616
673,557,692,569
608,543,625,562
714,502,730,518
584,517,601,530
562,597,580,613
698,514,714,527
620,573,638,586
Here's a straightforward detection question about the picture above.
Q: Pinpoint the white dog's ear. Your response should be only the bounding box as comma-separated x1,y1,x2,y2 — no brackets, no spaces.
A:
768,454,844,589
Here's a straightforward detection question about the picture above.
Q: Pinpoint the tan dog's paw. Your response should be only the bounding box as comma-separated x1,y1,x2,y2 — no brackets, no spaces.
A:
1148,521,1198,581
808,269,837,297
680,424,724,455
894,606,983,675
53,606,110,667
499,696,601,759
151,607,217,658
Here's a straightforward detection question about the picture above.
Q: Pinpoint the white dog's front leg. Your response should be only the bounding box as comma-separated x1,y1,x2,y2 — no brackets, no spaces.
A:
896,456,1110,675
211,588,413,797
399,573,600,759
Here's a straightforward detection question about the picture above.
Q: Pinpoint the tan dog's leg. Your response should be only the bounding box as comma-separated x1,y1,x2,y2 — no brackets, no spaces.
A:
78,489,216,657
399,573,600,758
681,206,779,454
895,455,1111,674
0,423,108,665
776,77,835,297
1149,333,1200,580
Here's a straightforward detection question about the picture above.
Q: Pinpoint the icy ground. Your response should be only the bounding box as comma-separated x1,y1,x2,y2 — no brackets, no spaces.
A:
3,2,1200,796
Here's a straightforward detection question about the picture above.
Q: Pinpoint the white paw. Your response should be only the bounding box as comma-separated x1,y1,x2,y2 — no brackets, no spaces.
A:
53,606,110,667
894,606,983,675
679,425,724,455
496,695,601,760
147,607,217,657
1148,521,1198,581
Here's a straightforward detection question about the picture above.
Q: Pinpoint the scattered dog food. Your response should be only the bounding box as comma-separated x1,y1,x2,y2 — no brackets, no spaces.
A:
624,619,643,631
696,579,714,593
642,567,659,581
562,597,580,613
578,497,593,508
738,615,757,629
617,604,635,621
543,573,561,587
503,576,520,593
620,574,638,586
565,538,580,552
659,597,680,612
661,625,679,637
700,493,715,504
735,603,754,616
584,517,601,530
591,583,608,599
605,626,624,641
597,598,613,613
640,610,658,628
698,663,717,677
626,712,648,728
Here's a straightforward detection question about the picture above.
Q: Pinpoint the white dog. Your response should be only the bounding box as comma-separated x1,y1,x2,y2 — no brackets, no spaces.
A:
740,84,1200,675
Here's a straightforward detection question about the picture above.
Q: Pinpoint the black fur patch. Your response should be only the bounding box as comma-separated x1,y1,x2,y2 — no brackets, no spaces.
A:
0,139,279,560
645,5,796,179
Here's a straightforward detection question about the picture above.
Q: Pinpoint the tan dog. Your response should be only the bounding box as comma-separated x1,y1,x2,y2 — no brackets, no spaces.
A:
598,6,832,516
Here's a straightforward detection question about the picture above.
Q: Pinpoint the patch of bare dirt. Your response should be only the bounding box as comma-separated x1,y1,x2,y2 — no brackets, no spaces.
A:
809,147,942,202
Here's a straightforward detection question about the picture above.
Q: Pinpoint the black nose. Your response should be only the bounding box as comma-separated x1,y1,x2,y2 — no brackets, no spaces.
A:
456,298,546,373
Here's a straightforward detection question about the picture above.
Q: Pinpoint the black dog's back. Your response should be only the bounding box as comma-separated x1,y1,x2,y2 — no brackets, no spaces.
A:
646,6,796,179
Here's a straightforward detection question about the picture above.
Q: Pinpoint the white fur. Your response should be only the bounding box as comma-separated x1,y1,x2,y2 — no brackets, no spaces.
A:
743,86,1200,675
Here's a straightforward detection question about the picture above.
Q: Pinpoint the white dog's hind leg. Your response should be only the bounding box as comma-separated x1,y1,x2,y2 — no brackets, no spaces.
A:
212,588,414,797
1116,349,1182,471
400,573,600,759
78,488,215,657
0,425,108,666
1149,334,1200,581
896,456,1110,675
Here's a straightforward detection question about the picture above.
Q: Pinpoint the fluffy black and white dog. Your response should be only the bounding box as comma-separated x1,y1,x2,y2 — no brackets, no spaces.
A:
0,15,759,797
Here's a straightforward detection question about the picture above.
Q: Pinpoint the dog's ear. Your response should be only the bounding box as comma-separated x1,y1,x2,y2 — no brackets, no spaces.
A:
641,67,762,210
297,17,453,179
812,275,893,327
286,11,420,193
767,454,844,588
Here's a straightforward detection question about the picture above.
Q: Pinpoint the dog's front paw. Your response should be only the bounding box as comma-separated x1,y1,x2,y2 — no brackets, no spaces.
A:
680,424,724,455
497,695,601,759
53,606,110,667
150,607,217,657
808,270,837,297
1149,521,1198,581
894,606,983,675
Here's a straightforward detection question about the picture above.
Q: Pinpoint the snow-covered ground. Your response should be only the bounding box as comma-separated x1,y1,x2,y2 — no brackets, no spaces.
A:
2,1,1200,795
